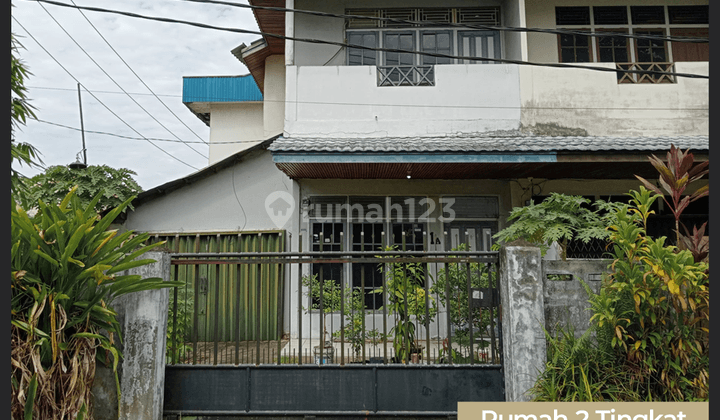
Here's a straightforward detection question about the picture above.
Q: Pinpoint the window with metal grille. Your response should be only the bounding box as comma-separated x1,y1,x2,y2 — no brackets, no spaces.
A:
346,7,502,86
554,5,708,84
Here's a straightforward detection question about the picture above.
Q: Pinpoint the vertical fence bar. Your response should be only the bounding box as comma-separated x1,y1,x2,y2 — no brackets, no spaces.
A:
213,262,220,365
172,265,178,365
485,263,496,364
235,258,241,366
192,263,200,365
423,232,430,365
401,231,409,364
466,262,474,365
298,234,303,365
319,231,325,364
339,231,345,366
381,230,388,364
255,234,262,365
277,233,286,365
465,232,474,365
360,230,366,365
495,260,503,365
444,231,452,365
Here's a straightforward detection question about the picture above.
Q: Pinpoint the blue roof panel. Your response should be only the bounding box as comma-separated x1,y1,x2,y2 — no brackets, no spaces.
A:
182,75,263,103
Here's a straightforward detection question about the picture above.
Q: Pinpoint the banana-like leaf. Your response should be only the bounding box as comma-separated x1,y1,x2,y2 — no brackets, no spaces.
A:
23,374,37,420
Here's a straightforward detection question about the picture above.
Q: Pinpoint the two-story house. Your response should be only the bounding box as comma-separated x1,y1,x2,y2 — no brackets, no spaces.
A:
121,0,709,343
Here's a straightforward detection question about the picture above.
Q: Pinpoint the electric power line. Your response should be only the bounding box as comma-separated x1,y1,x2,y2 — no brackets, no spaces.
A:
28,84,710,114
69,0,209,146
31,0,709,80
32,90,710,113
37,1,208,159
35,113,709,148
182,0,710,44
12,16,202,171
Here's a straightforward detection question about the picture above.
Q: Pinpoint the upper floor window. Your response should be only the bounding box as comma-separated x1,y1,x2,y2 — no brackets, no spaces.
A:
555,5,708,84
346,7,502,86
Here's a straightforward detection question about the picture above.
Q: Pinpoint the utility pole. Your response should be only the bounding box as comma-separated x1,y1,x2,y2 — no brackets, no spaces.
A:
78,82,87,165
69,83,88,170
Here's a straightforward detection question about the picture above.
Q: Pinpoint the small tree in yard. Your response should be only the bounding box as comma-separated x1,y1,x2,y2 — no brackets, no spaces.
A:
492,193,622,260
530,145,709,402
11,188,181,419
19,164,143,214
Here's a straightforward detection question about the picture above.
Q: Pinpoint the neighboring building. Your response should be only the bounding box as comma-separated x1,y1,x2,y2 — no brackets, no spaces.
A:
122,1,709,340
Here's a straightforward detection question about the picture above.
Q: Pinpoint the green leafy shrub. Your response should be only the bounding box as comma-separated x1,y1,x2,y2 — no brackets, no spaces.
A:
11,187,181,418
590,187,709,401
302,273,385,361
374,246,437,363
530,324,639,401
493,193,624,259
431,244,496,362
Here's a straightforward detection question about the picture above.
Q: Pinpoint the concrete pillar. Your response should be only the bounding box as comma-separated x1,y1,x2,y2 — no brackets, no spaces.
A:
113,251,171,420
499,243,546,402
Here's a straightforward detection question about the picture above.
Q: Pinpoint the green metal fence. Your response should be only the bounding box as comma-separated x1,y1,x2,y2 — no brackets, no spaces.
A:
148,231,285,346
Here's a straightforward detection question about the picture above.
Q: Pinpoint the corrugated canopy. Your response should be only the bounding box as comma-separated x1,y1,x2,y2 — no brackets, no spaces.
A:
269,135,709,180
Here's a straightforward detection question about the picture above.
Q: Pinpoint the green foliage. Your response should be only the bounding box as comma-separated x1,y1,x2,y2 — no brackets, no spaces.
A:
11,187,182,418
590,187,709,401
493,193,624,259
635,143,709,253
301,274,385,361
166,284,195,363
19,164,143,214
11,31,43,195
531,186,709,402
431,244,496,360
374,246,437,363
530,325,639,401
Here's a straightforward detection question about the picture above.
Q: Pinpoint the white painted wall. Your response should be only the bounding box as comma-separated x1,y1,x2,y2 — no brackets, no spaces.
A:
519,61,709,136
285,64,522,138
208,102,264,165
124,149,297,234
264,55,287,137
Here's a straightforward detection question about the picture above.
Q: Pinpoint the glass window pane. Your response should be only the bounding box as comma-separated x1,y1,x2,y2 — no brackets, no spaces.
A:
631,6,666,25
575,47,590,62
555,7,590,25
593,6,628,25
668,6,709,24
438,33,450,50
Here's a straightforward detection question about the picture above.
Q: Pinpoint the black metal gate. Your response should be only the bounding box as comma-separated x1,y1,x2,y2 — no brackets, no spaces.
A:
163,242,504,417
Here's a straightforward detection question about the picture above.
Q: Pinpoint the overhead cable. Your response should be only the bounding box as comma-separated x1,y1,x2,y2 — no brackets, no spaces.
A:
182,0,709,44
37,1,208,159
13,16,202,171
31,0,709,80
68,0,209,146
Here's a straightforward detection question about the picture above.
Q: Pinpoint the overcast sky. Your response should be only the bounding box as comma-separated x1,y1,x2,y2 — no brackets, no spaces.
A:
12,0,261,190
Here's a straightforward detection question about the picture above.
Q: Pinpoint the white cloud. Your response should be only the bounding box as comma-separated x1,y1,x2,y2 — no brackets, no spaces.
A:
12,0,260,190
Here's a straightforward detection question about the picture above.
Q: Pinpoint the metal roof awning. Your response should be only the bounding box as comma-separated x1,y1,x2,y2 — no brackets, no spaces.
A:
268,135,709,180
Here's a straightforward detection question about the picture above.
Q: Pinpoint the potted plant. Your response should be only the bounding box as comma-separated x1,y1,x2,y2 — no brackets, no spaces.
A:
301,273,341,363
374,246,437,364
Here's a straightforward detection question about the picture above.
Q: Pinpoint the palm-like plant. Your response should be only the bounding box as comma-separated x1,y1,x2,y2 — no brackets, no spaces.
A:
11,187,180,419
635,143,709,248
